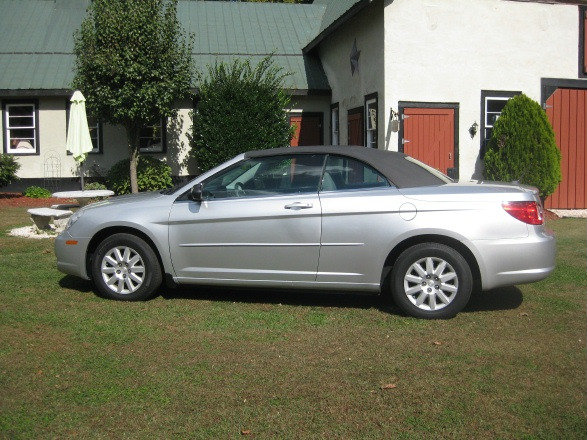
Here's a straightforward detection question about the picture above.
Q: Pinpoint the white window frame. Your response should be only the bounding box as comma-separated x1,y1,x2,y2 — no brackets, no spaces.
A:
4,102,38,155
481,91,520,156
331,105,339,146
87,116,101,154
484,96,510,142
365,97,377,149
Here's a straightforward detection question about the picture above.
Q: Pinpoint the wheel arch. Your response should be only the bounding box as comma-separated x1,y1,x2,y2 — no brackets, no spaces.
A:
86,226,168,283
382,234,481,287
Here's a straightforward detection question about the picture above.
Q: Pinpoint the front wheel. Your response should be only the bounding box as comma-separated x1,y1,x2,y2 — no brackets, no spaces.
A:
91,233,162,301
390,243,472,319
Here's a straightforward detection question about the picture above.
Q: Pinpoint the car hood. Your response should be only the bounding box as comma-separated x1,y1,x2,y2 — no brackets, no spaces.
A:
79,191,169,211
76,191,175,218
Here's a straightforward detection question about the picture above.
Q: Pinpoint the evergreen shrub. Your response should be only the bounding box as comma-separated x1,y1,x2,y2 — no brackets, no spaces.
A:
191,56,293,172
24,186,52,198
483,94,561,199
83,182,108,191
106,156,173,195
0,153,20,188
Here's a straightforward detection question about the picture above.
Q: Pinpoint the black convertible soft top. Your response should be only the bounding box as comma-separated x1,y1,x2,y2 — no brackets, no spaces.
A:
245,146,450,188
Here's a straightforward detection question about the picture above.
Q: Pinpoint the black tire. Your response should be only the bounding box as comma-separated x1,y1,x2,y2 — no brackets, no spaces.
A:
91,233,162,301
390,243,472,319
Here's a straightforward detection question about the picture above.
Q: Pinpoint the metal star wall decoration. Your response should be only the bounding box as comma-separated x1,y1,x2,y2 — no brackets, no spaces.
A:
350,38,361,76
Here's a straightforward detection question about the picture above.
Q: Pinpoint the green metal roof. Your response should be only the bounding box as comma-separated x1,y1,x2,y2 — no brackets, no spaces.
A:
179,1,329,92
0,0,88,93
0,0,339,95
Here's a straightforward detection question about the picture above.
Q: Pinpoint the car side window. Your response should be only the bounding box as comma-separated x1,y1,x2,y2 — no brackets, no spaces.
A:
321,155,390,192
203,154,326,199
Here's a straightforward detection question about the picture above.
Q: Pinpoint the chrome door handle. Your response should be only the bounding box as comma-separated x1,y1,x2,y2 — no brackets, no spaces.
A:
284,202,313,210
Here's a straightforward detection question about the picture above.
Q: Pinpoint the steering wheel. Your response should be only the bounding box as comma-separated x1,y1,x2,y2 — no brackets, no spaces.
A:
235,182,246,197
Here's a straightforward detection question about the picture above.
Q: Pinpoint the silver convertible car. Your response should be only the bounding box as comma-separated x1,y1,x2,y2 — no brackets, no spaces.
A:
55,146,556,319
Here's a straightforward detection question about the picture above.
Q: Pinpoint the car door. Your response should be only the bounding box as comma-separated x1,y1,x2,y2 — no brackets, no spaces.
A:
168,154,325,284
317,155,406,288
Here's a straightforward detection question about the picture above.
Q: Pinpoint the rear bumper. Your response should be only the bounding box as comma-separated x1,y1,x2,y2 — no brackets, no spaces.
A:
474,228,556,290
55,231,91,280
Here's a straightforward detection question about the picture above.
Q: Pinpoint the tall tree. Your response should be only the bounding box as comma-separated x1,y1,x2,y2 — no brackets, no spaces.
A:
192,57,293,172
73,0,194,193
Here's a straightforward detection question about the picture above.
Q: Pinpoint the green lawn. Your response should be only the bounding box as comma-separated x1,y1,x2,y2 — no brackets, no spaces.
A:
1,205,585,439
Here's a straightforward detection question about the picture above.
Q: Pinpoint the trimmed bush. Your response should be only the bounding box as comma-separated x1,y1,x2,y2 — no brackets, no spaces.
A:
191,56,293,172
83,182,107,191
24,186,52,198
483,94,561,199
0,153,20,188
106,156,173,195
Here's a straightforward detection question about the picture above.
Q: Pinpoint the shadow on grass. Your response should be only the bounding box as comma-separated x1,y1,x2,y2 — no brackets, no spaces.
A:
162,285,391,311
465,286,523,313
57,276,524,316
161,284,524,316
58,275,94,294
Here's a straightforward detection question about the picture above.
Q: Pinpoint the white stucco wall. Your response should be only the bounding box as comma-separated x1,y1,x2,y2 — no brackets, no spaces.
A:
2,97,73,181
3,99,195,181
383,0,581,180
317,0,385,146
3,95,328,184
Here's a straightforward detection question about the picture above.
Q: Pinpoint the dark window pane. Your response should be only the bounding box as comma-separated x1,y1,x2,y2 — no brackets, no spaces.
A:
322,156,390,191
486,99,508,113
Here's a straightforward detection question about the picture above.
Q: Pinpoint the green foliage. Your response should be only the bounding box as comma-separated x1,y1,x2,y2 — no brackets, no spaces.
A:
483,94,562,198
106,156,173,195
83,182,108,191
73,0,194,128
83,182,109,201
73,0,194,193
191,56,293,172
0,153,20,188
23,186,52,199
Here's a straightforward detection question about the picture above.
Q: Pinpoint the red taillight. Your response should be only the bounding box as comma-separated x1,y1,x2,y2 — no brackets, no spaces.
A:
502,201,543,225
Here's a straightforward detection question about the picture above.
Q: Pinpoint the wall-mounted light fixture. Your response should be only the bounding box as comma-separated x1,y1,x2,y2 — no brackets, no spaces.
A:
469,121,479,138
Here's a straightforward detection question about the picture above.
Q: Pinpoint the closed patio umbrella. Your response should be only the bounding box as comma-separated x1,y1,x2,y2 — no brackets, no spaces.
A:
66,90,94,190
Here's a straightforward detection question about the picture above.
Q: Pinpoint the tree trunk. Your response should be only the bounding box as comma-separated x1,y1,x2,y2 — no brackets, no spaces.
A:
126,124,141,194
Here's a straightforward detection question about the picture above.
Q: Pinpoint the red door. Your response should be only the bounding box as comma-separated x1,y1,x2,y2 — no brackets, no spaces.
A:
545,88,587,209
348,109,364,146
402,107,456,177
290,114,322,146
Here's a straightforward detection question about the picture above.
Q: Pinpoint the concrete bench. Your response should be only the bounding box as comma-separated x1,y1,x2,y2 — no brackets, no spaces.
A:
27,208,73,231
51,203,79,210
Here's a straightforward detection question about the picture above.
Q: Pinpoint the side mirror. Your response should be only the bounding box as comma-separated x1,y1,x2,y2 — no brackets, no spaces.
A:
189,183,204,202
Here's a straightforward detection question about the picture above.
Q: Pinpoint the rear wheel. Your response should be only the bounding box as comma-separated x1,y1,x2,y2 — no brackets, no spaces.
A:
390,243,472,319
91,233,162,301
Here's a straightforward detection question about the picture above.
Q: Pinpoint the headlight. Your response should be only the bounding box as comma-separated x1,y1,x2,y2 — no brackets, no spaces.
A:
65,209,85,231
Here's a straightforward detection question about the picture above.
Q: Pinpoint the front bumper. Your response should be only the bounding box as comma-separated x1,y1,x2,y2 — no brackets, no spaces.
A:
55,231,92,280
